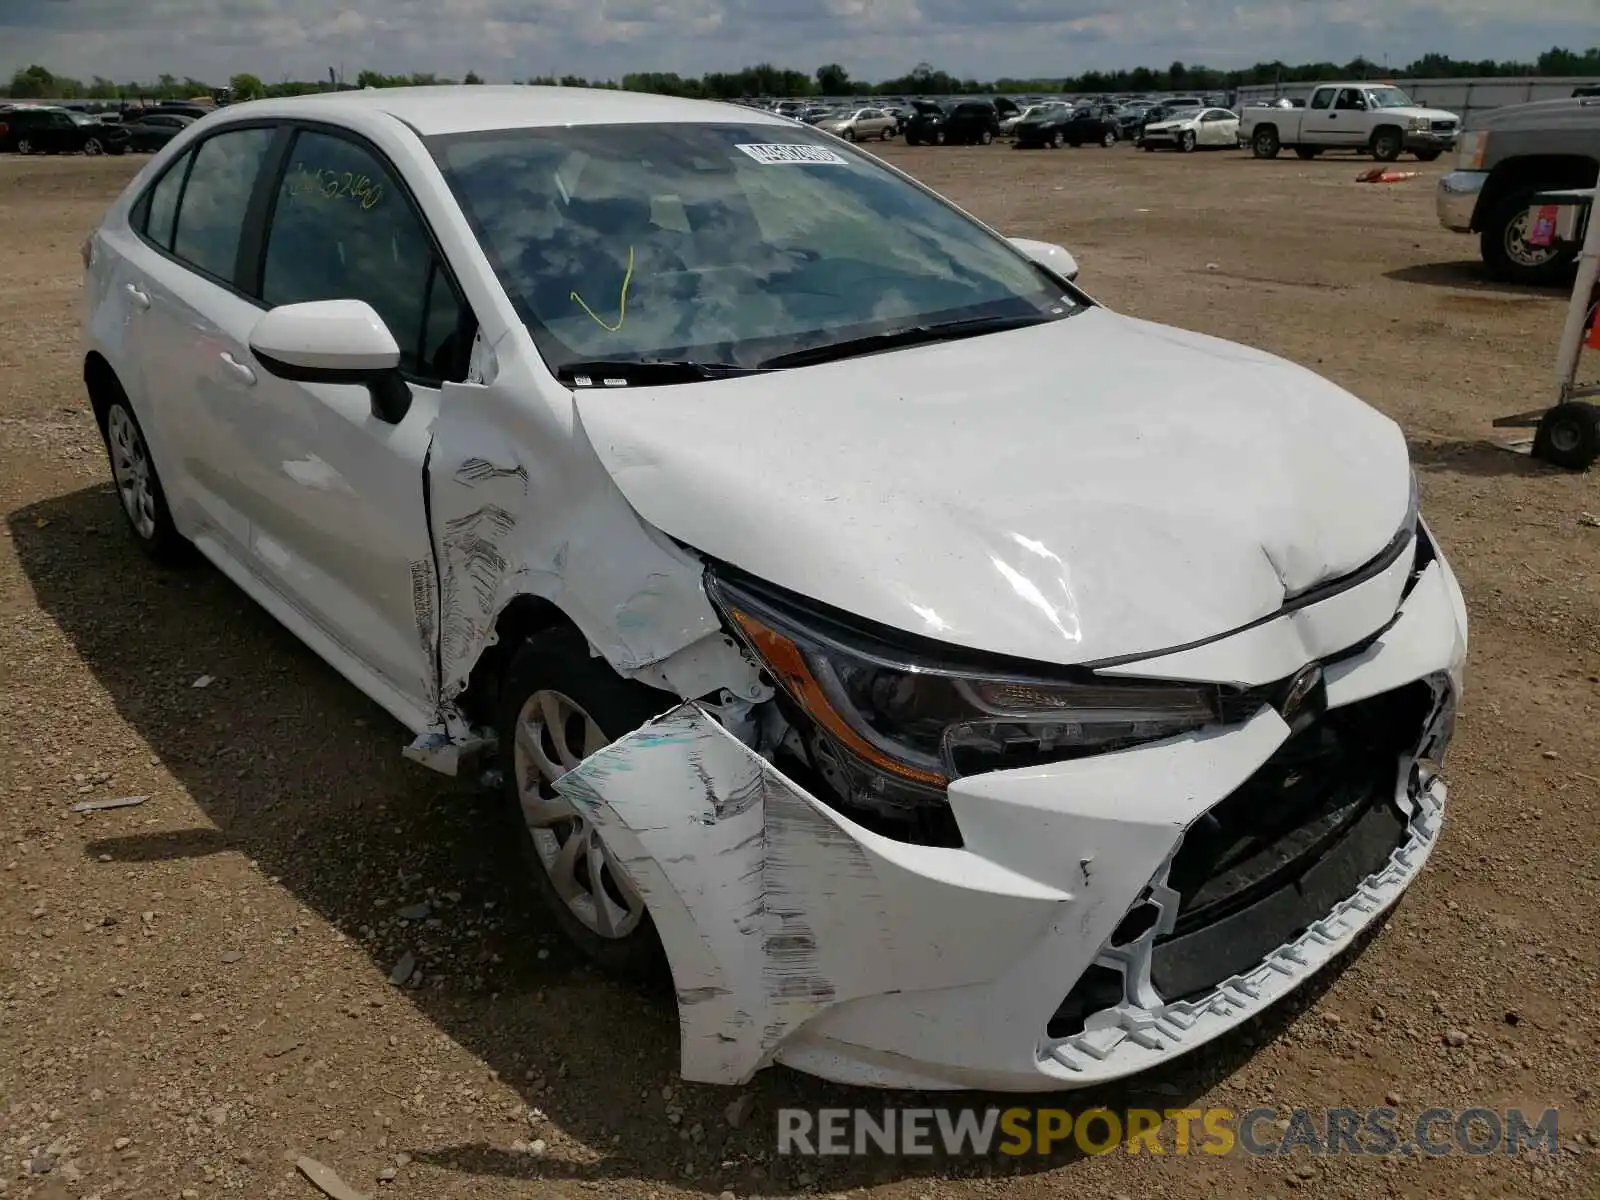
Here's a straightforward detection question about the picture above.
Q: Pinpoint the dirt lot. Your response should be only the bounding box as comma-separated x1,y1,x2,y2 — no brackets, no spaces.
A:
1,143,1597,1200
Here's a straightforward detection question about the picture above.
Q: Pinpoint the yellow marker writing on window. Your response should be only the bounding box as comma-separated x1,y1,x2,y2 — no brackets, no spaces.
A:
569,245,635,333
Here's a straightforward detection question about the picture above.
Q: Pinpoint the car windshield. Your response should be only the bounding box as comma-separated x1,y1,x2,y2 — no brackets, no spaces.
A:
1366,87,1416,109
431,122,1078,374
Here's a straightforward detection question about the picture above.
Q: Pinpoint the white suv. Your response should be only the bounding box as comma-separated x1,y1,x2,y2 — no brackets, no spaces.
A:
82,86,1467,1092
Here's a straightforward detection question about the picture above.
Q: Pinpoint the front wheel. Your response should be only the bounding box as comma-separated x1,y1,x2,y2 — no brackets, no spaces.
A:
1048,130,1063,149
1101,130,1116,148
498,629,672,978
83,137,104,156
933,129,946,146
1178,131,1196,153
906,133,920,146
978,129,993,145
1413,149,1441,162
1294,146,1322,160
1481,187,1574,286
1371,129,1403,162
1251,127,1280,158
15,137,33,154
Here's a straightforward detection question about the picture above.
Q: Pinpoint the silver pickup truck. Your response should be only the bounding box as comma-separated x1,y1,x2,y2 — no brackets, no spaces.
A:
1437,96,1600,285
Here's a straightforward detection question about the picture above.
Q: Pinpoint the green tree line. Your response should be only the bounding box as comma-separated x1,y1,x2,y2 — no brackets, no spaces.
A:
6,46,1599,102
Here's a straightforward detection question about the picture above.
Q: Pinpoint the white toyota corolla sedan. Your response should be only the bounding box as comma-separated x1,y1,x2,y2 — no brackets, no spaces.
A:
82,86,1467,1092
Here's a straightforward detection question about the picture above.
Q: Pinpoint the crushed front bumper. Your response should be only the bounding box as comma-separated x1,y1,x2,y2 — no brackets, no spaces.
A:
557,529,1468,1091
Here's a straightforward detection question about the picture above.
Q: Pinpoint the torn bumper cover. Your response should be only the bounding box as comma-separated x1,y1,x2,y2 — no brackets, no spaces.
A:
554,556,1467,1092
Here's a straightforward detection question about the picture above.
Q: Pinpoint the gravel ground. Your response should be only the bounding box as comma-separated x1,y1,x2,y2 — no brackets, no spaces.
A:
1,143,1597,1200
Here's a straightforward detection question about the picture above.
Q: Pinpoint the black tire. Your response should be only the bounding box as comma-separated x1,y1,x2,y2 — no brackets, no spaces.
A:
1251,126,1280,159
83,137,104,156
97,395,191,564
1101,129,1116,148
1531,402,1600,470
1294,146,1321,160
1413,149,1441,162
933,129,945,146
16,137,33,155
496,628,673,978
906,133,920,146
1371,128,1403,162
1141,141,1155,152
844,128,857,142
978,129,993,145
1048,130,1063,149
1178,130,1196,154
1480,187,1576,286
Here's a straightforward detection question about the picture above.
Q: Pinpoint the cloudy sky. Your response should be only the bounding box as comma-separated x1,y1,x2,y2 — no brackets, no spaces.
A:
3,0,1598,85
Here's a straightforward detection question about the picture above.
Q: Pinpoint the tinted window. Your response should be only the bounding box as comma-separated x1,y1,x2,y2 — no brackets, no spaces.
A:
260,130,470,381
171,126,275,283
1309,89,1334,110
142,152,190,250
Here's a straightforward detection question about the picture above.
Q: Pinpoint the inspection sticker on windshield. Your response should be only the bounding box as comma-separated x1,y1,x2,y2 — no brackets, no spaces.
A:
735,143,848,166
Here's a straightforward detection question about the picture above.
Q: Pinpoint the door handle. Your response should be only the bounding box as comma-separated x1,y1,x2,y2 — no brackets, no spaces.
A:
125,283,151,309
220,352,256,386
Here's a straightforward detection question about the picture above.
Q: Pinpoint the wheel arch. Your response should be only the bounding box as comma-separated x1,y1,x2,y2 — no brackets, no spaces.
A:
1477,154,1599,231
455,593,577,727
83,351,129,434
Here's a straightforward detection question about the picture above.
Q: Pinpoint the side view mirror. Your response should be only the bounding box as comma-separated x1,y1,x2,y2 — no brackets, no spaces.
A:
249,299,413,423
1007,236,1079,283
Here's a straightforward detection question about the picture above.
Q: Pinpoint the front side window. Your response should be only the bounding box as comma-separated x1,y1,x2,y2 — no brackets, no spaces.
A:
171,126,276,282
260,130,470,381
431,122,1077,374
1309,89,1334,111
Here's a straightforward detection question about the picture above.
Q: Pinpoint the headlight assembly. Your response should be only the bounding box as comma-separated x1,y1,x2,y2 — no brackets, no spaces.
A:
706,572,1223,805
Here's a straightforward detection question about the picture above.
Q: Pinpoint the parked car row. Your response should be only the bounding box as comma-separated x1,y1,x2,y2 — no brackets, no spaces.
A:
1,102,196,155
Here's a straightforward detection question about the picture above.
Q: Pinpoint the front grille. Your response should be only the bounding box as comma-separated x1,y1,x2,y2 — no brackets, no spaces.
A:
1431,120,1457,131
1047,678,1444,1038
1148,680,1436,1000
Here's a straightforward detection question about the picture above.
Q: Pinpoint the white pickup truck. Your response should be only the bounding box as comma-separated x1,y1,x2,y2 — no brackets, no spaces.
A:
1241,83,1461,162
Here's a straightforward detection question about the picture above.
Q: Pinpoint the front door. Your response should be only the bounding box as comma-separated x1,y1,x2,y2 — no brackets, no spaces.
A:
1326,88,1370,149
225,126,477,716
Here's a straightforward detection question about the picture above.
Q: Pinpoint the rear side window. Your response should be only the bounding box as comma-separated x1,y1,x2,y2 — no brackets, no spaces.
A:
171,126,276,283
259,129,472,382
142,153,189,249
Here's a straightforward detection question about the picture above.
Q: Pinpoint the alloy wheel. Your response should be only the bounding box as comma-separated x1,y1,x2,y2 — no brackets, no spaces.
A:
512,689,647,940
106,405,157,540
1504,209,1559,269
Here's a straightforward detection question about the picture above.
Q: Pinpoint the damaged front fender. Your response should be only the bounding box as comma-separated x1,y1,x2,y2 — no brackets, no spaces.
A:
553,703,1071,1086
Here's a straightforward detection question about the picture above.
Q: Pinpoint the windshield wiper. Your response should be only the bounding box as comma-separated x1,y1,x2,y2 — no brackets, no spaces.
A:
756,313,1060,370
557,359,766,387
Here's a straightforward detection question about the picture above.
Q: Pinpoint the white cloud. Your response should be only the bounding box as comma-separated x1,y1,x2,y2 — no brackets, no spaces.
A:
1,0,1595,85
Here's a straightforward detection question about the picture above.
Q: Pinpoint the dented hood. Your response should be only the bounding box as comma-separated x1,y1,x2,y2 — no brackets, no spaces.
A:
574,307,1411,667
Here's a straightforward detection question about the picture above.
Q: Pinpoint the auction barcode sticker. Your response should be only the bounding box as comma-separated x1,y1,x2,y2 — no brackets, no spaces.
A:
735,143,848,165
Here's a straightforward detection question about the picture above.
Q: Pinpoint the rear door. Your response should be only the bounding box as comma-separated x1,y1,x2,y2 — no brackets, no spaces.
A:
1303,87,1338,144
113,124,284,552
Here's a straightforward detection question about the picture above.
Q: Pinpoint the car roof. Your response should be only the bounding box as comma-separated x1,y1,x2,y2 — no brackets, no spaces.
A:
214,85,792,137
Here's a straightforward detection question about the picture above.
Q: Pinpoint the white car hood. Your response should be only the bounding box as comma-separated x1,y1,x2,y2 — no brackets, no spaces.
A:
574,307,1411,667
